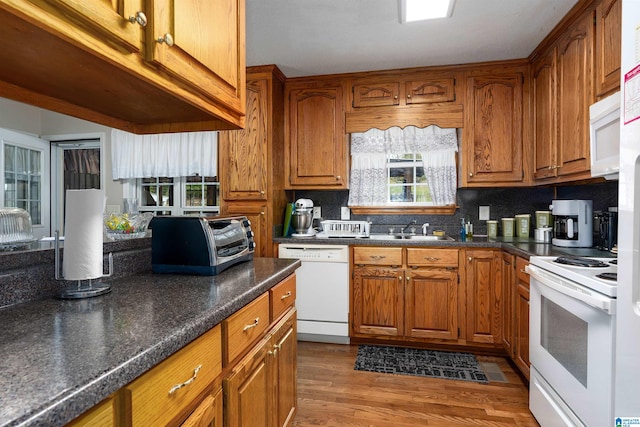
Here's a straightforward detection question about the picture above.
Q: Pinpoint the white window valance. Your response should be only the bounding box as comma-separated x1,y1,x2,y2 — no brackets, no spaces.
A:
350,126,458,155
348,125,459,206
111,129,218,179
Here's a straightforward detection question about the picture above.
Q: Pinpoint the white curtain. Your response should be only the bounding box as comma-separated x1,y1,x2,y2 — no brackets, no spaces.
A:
110,129,218,179
348,126,458,206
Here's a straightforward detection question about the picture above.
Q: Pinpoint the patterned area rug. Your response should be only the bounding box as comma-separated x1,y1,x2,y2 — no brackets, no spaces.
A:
354,345,489,383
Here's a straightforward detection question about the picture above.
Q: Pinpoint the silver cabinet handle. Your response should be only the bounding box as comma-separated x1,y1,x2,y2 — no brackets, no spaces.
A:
157,33,174,46
243,317,260,332
168,364,201,395
370,255,386,260
280,291,292,300
424,256,440,261
128,11,147,27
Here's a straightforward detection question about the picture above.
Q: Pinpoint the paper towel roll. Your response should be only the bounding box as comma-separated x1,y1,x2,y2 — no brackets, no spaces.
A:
63,189,105,281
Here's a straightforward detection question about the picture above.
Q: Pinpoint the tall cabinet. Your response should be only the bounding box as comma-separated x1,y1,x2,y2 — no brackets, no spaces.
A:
219,65,287,257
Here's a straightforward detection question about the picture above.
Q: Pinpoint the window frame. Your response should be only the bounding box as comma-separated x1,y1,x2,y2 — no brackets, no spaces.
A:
127,176,220,216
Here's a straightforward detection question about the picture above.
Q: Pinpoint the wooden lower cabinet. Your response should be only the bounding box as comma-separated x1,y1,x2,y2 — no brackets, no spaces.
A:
224,308,297,427
351,247,459,343
66,397,115,427
463,250,502,345
514,257,531,380
181,388,223,427
499,252,515,356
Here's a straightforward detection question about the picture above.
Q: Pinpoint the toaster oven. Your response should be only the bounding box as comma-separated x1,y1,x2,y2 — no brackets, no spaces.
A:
151,215,254,275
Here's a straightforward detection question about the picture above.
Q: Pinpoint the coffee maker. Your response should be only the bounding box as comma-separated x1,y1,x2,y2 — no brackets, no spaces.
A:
550,200,593,247
593,209,618,251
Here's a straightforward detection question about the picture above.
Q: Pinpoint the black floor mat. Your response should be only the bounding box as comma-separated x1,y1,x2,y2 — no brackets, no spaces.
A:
354,345,489,383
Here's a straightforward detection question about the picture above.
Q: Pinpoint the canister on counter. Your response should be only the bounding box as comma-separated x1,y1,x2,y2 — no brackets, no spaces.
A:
487,220,498,238
535,211,552,228
502,218,515,237
515,214,531,237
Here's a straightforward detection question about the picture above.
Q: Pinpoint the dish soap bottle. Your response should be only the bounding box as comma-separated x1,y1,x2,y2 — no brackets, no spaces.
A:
460,218,467,242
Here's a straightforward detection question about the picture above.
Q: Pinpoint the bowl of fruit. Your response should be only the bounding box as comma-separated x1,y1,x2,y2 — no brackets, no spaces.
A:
104,212,153,240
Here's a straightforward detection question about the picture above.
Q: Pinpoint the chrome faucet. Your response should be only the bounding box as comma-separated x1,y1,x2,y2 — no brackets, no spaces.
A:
401,219,417,237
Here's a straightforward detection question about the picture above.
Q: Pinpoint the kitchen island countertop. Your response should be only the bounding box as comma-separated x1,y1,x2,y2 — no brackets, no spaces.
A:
0,257,300,427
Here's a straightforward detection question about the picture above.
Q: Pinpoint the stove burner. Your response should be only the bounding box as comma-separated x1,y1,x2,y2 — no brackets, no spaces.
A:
553,256,609,268
610,259,618,265
596,272,617,281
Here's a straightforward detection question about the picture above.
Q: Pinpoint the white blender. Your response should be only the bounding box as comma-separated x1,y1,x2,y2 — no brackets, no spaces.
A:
291,198,315,237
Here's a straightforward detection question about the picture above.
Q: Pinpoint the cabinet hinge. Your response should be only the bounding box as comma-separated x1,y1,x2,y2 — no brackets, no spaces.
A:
457,328,460,338
457,274,460,284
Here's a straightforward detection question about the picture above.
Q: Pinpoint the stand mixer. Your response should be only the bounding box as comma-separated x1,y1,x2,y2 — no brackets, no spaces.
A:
291,198,315,237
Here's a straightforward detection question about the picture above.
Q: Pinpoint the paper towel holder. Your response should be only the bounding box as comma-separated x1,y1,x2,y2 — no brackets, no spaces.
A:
54,230,114,299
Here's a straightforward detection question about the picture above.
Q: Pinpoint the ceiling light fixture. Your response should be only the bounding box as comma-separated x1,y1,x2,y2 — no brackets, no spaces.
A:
399,0,455,23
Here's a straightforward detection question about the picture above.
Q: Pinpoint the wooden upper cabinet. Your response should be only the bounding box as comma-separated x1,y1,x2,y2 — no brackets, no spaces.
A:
532,48,558,180
285,80,347,189
595,0,621,98
352,82,400,107
351,74,456,108
42,0,142,53
462,71,524,186
220,79,268,201
146,0,244,112
556,11,594,178
0,0,245,133
405,78,455,104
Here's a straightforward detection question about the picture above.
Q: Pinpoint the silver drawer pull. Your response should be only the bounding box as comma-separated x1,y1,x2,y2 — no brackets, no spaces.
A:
370,255,386,260
424,256,440,261
243,317,260,332
168,364,202,395
280,291,292,300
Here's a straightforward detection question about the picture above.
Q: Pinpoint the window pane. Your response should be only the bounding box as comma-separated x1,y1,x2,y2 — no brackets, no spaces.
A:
30,151,41,174
15,147,28,174
4,145,14,172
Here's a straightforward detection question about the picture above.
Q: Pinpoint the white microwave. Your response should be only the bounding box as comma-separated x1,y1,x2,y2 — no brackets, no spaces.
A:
589,91,620,180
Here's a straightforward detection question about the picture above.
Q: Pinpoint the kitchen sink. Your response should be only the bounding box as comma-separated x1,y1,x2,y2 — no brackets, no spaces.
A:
369,234,454,241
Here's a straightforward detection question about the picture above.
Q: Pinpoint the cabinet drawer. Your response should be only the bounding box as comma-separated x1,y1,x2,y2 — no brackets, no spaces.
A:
270,274,296,322
125,325,222,427
66,396,114,427
407,248,458,268
353,247,403,266
516,257,530,284
352,81,400,107
223,293,270,365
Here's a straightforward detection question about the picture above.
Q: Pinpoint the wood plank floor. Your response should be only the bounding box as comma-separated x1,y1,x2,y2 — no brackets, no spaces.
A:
292,342,540,427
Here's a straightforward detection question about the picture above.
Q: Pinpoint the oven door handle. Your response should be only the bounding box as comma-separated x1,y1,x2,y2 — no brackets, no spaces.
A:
525,265,616,315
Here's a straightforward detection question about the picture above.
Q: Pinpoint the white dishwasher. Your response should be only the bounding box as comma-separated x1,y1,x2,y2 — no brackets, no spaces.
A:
278,243,350,344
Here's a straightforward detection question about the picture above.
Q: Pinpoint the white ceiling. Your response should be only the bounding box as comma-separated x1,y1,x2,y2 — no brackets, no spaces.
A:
246,0,579,78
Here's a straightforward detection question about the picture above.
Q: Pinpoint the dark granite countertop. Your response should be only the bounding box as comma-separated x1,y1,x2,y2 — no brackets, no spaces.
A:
274,235,616,259
0,257,300,427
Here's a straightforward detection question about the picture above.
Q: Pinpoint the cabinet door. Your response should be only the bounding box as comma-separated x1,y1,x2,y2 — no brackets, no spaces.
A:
352,82,400,107
223,204,268,257
270,309,297,427
595,0,621,98
556,12,594,177
224,336,271,427
499,252,515,356
405,269,458,341
286,83,347,188
465,250,502,344
43,0,142,53
532,48,558,180
405,78,455,104
181,388,223,427
146,0,244,113
220,78,268,201
464,73,524,184
352,267,404,337
514,257,530,380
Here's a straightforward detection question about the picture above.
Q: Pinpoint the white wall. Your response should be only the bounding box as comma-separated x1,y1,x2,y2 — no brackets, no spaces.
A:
0,97,124,210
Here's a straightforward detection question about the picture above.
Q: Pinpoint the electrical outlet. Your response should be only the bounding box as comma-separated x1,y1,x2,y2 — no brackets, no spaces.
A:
341,207,351,220
313,206,322,219
479,206,490,221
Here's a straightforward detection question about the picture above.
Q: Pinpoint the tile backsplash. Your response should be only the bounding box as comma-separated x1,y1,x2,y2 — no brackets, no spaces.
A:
288,181,619,236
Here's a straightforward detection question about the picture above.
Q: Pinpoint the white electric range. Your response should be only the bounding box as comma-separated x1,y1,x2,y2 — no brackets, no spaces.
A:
526,255,617,427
